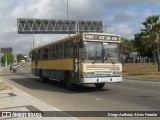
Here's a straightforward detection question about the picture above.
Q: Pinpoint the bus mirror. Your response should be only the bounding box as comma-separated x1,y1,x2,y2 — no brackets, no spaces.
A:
79,43,84,48
79,41,84,48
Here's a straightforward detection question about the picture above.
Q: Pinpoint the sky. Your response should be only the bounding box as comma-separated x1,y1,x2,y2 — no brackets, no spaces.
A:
0,0,160,55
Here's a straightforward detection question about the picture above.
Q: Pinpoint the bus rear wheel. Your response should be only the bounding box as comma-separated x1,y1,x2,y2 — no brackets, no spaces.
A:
39,70,49,83
65,73,74,90
95,83,105,89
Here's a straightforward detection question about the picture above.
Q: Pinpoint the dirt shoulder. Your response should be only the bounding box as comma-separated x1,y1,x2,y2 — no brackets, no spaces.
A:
122,63,160,81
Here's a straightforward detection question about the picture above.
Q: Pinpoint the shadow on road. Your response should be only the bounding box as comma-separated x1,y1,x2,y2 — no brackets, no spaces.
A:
9,77,108,94
0,69,108,93
0,73,31,76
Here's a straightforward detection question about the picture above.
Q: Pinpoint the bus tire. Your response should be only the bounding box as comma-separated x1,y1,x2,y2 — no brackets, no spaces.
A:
39,70,49,83
95,83,105,89
65,73,74,90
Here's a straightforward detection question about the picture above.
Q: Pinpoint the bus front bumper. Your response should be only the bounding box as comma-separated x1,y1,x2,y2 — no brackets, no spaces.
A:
80,77,122,84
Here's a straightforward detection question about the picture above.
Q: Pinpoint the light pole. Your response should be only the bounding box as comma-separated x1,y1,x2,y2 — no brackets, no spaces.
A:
5,53,7,67
33,35,35,49
30,42,31,51
67,0,69,21
103,25,111,33
67,0,70,37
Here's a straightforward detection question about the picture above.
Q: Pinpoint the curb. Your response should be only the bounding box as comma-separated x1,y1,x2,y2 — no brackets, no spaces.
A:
0,78,78,119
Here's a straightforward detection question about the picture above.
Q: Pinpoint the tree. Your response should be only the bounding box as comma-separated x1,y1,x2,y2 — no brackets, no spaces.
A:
16,54,25,62
1,53,14,66
141,15,160,71
121,38,137,63
121,38,136,52
134,32,152,57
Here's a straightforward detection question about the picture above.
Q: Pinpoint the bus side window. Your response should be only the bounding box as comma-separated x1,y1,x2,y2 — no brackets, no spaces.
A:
38,49,43,60
64,40,73,58
43,47,48,60
52,45,56,59
32,52,35,61
64,41,67,58
48,46,51,59
69,41,73,57
74,43,79,58
56,43,63,58
49,45,56,59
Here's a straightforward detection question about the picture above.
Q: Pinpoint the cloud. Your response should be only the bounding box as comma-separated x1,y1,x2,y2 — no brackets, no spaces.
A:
0,14,2,22
0,0,160,55
68,0,105,20
11,0,52,18
100,0,160,8
112,13,135,23
110,23,134,39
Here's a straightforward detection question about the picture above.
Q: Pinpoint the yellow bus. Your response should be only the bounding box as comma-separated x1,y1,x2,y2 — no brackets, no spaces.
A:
30,32,122,89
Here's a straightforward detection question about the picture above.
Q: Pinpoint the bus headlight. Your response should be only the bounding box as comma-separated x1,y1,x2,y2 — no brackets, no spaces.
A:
81,71,86,76
82,72,95,77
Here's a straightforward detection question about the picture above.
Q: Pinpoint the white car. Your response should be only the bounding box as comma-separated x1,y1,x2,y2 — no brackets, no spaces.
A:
17,64,21,67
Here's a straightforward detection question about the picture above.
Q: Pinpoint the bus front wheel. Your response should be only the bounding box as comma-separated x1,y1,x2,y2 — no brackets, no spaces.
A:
95,83,105,89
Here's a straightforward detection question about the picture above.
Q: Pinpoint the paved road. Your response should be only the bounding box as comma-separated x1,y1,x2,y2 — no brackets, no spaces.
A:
0,64,160,119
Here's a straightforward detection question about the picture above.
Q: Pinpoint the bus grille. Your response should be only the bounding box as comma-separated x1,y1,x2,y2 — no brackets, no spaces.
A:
86,65,120,71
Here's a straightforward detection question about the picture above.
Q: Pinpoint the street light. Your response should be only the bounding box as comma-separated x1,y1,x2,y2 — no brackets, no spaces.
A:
67,0,69,21
103,25,111,33
5,53,8,67
67,0,70,37
33,35,35,49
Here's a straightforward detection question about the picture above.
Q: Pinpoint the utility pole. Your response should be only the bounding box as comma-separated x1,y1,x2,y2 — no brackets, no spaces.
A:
67,0,69,21
30,42,32,51
5,53,7,67
67,0,70,37
33,35,34,49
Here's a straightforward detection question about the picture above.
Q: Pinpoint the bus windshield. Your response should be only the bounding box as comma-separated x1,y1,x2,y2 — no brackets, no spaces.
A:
82,42,120,63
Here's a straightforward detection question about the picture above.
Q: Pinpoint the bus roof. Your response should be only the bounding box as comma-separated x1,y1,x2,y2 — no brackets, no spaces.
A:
30,32,120,52
30,33,82,52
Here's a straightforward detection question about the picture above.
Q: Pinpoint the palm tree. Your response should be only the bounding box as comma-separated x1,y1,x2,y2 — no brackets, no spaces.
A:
121,38,137,63
142,15,160,71
121,38,136,52
134,33,148,54
153,22,160,71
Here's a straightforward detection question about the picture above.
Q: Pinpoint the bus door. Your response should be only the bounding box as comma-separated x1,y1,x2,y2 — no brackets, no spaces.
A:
73,40,83,83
